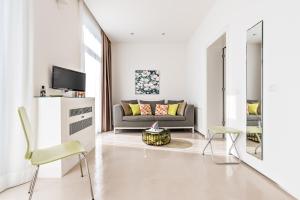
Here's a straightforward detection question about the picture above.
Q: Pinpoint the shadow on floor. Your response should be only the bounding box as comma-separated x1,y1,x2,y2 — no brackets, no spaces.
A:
165,139,193,149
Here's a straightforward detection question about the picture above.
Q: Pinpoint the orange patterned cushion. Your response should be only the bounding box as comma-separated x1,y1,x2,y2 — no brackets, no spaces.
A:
155,104,168,115
140,104,152,115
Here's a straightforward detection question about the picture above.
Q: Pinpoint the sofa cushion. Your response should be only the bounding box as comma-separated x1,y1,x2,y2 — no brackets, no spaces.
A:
177,102,187,116
247,99,261,114
167,100,184,104
248,103,259,115
140,100,165,114
168,104,179,116
140,104,152,115
155,104,168,115
123,115,155,121
121,100,138,116
129,104,141,116
247,114,261,121
154,115,185,121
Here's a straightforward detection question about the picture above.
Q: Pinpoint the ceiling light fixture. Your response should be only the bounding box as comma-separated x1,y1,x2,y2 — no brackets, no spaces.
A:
130,32,135,35
161,32,166,36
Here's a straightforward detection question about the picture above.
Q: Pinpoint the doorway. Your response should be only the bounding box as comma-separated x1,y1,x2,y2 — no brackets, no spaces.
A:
207,34,226,133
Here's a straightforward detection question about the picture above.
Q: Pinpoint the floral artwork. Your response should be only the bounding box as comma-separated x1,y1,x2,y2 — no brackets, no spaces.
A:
135,70,160,95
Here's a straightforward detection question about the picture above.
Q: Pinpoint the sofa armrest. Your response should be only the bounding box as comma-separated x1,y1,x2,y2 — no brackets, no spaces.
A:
184,104,194,125
113,104,124,126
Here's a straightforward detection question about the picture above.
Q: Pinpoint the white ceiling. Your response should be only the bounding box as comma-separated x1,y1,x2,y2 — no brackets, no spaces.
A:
84,0,216,43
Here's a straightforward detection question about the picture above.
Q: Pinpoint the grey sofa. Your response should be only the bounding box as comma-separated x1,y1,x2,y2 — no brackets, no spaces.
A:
247,114,261,126
247,100,261,126
113,104,195,133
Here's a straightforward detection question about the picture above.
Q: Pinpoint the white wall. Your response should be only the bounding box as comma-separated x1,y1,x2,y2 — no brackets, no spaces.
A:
186,0,300,198
112,43,187,104
207,34,225,130
247,43,261,100
32,0,82,96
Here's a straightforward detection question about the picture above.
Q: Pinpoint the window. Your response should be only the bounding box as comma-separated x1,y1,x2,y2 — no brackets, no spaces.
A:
82,10,102,133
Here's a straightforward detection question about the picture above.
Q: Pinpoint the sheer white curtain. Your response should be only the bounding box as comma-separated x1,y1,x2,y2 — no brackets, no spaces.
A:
81,3,102,133
0,0,33,192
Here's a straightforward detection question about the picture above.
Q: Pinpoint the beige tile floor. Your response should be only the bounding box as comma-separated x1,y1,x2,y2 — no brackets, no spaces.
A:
0,131,295,200
246,139,262,159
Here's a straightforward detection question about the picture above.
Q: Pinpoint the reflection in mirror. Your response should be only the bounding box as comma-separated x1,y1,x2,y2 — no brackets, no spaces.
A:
246,21,263,160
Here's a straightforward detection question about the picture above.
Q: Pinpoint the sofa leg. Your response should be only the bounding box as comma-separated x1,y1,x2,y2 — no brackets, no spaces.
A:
114,128,117,134
192,127,195,134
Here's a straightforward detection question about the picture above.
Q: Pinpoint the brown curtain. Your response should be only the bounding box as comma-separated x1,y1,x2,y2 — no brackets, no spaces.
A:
101,31,113,132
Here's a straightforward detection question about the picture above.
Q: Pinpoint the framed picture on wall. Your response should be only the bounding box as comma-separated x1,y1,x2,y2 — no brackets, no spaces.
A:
135,70,160,95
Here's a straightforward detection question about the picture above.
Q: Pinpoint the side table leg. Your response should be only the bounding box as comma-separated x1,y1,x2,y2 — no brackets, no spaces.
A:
202,132,216,161
229,133,241,162
202,130,213,155
202,138,212,155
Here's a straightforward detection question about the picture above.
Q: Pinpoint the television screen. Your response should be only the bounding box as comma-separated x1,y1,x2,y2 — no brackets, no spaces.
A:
52,66,86,91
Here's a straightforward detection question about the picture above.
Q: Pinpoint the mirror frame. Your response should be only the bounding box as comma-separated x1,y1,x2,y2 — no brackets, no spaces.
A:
246,20,264,160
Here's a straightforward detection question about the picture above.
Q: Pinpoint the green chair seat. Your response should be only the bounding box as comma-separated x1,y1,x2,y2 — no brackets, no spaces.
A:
209,126,242,134
31,140,86,165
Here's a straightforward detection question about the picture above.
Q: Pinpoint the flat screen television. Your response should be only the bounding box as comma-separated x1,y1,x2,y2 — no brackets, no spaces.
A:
52,66,86,91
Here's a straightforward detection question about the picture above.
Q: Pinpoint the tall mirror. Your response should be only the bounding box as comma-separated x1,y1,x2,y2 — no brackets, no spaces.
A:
246,21,263,159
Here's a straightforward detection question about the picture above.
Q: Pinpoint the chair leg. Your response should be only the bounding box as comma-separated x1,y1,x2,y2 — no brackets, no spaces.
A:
82,153,95,200
28,166,38,194
79,154,83,177
28,165,39,200
255,143,261,154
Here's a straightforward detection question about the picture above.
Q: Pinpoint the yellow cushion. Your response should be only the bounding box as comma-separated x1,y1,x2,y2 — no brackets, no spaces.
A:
168,104,179,116
129,104,141,115
248,103,259,115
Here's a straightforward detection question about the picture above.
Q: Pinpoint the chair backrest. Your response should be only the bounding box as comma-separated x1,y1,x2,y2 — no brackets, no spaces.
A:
18,107,32,160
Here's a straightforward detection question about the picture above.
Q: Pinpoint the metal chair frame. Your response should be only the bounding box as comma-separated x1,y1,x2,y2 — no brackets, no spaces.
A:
18,107,94,200
202,127,241,165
